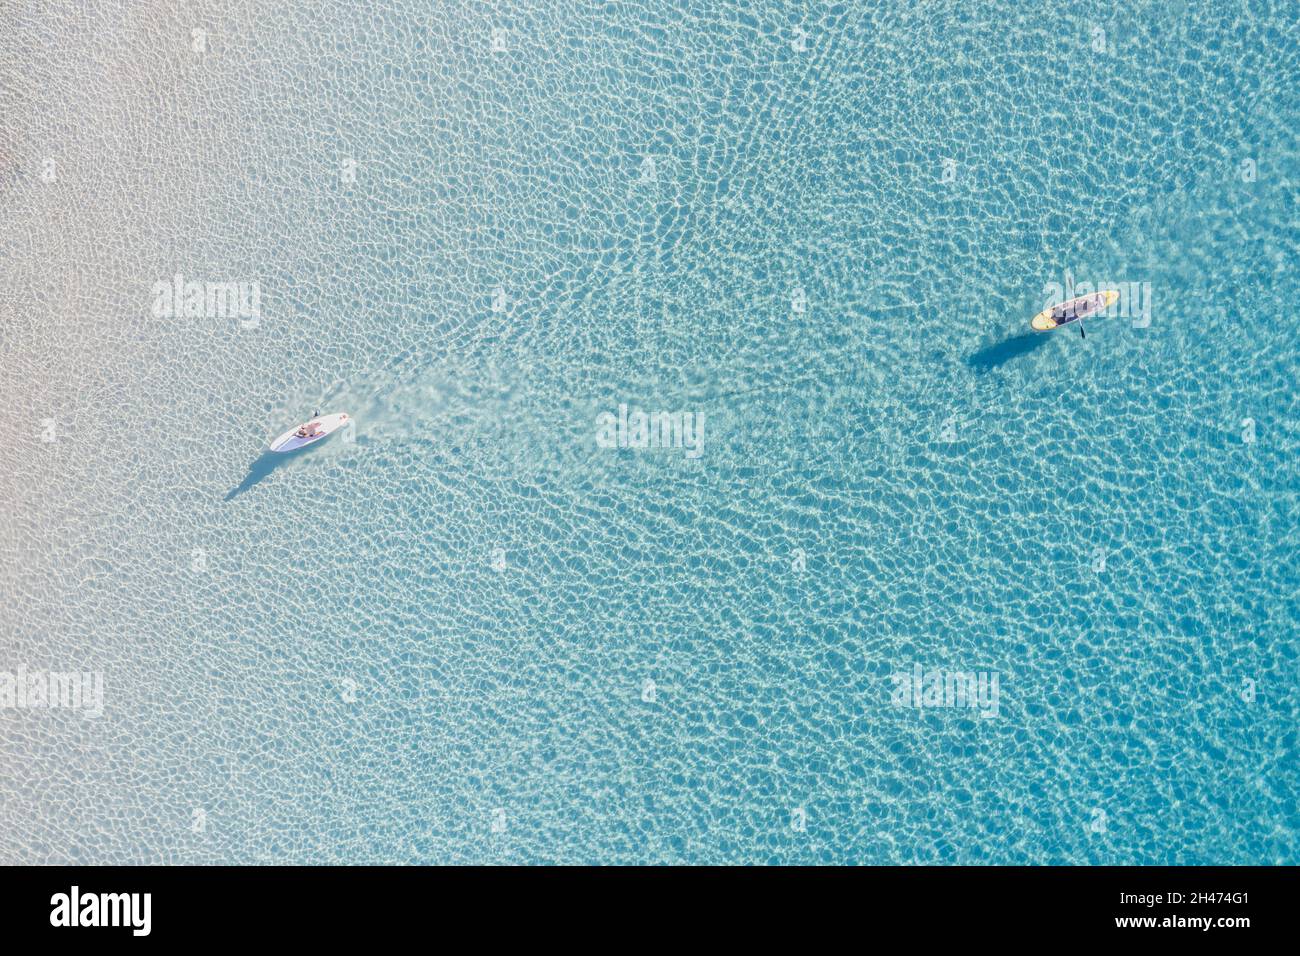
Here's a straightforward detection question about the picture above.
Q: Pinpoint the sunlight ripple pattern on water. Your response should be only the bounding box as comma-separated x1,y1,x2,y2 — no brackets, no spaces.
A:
0,0,1295,863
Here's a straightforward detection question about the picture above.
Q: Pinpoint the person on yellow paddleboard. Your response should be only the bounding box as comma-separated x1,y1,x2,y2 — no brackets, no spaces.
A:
1032,290,1120,338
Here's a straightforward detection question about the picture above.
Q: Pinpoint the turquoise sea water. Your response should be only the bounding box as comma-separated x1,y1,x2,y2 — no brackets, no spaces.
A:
1,1,1297,863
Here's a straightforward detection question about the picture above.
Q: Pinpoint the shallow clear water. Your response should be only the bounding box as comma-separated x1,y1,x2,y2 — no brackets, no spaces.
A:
1,0,1296,863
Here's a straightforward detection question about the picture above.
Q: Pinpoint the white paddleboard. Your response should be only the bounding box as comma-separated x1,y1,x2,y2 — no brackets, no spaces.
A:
270,412,350,453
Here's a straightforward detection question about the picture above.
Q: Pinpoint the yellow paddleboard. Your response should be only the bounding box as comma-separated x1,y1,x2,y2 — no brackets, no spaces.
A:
1031,290,1120,331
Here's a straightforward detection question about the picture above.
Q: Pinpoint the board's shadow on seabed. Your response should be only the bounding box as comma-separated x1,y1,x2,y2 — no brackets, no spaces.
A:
224,451,285,501
224,434,370,500
966,333,1050,372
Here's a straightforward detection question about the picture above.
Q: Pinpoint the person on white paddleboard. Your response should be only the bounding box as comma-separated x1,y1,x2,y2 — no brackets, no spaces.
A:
296,410,324,439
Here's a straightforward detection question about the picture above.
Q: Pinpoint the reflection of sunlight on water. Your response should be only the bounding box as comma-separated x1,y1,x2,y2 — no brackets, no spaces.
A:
320,359,524,450
227,329,1052,503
